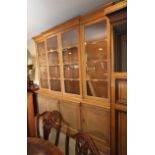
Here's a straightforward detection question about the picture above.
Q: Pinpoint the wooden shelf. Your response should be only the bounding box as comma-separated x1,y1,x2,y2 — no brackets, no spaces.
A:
62,45,78,50
63,62,79,65
48,49,58,53
48,64,60,67
86,59,108,63
116,99,127,104
50,77,60,80
86,79,108,82
85,39,107,45
40,78,48,80
112,72,127,78
64,78,79,81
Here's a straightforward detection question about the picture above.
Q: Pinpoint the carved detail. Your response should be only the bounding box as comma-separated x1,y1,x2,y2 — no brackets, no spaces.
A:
75,133,101,155
65,131,101,155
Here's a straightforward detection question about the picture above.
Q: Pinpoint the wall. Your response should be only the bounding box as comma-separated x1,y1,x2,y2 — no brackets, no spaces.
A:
27,39,39,84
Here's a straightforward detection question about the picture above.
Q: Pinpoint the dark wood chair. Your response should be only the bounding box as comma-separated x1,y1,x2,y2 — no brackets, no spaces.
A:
65,131,101,155
36,111,62,146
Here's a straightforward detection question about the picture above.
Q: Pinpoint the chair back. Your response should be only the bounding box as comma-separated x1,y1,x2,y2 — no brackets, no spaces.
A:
65,131,101,155
37,111,62,146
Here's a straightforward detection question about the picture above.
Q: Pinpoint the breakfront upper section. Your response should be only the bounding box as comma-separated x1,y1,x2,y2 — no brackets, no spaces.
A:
81,17,110,102
35,17,81,97
33,1,127,103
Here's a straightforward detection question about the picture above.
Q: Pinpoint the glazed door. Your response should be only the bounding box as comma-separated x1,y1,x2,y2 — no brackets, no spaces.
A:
47,35,61,92
82,18,110,102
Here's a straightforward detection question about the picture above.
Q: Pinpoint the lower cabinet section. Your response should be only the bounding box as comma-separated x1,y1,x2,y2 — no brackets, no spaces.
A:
35,93,110,154
116,111,127,155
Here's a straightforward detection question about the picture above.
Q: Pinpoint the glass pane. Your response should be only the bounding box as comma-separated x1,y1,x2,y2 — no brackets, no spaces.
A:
84,20,108,98
64,80,80,94
113,20,127,72
86,61,107,79
86,41,107,61
38,42,46,55
40,67,48,79
38,56,46,67
86,80,108,98
49,66,60,78
64,64,79,79
62,47,78,64
62,29,78,48
85,21,106,42
48,52,59,65
115,79,127,104
37,42,48,89
50,80,61,91
40,79,48,89
47,36,58,51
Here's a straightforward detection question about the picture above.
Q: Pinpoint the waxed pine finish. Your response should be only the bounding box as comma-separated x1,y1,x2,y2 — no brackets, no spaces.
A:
33,1,127,155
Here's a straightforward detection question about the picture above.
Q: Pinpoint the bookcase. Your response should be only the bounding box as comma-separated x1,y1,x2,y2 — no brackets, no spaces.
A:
33,1,127,155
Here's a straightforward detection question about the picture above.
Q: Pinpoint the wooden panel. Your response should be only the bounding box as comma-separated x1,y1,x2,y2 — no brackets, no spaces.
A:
60,100,81,130
104,1,127,16
46,97,60,111
80,2,113,24
37,94,47,114
81,103,110,145
116,79,127,104
37,94,60,113
116,111,127,155
27,93,36,137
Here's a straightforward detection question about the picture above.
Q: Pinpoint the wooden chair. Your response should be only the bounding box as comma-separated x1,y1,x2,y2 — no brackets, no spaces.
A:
65,131,101,155
37,111,62,146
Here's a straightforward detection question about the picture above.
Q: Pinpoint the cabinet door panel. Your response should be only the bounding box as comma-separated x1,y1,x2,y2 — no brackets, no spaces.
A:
60,101,81,130
116,111,127,155
116,79,127,104
46,98,60,111
37,95,60,113
64,80,80,95
37,95,47,114
81,104,110,145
